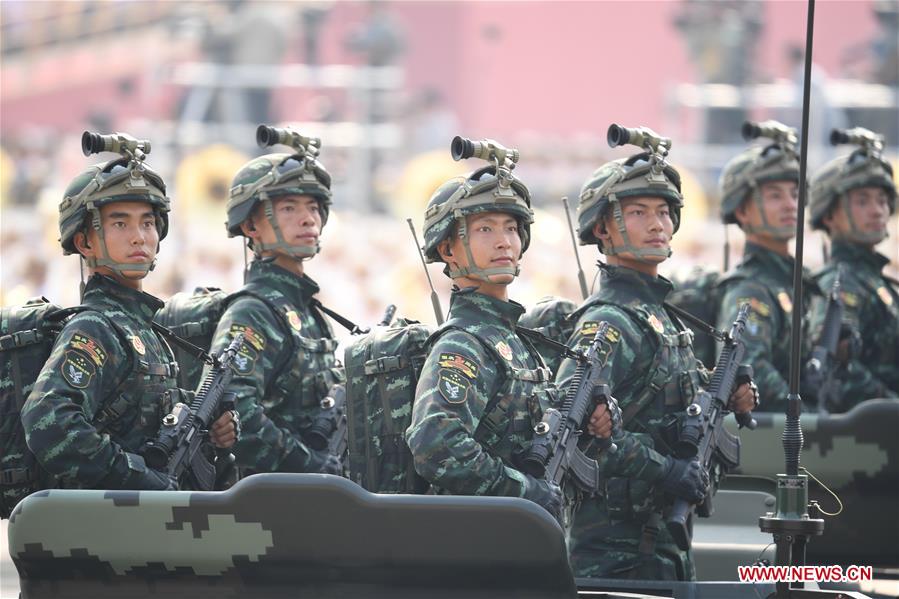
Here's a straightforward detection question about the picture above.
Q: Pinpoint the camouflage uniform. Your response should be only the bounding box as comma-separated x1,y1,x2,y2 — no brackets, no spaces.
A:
557,264,707,581
406,288,557,498
811,247,899,403
717,243,816,412
208,258,343,472
22,275,178,488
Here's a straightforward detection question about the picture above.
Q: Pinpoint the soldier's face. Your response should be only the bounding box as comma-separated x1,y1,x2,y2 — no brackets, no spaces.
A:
739,180,798,238
447,211,522,284
81,201,159,285
251,194,322,253
597,196,674,265
827,186,891,243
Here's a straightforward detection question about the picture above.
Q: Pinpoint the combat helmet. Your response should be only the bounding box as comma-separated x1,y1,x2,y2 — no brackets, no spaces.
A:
422,136,534,280
227,125,332,258
719,120,800,238
59,131,170,277
810,127,896,244
577,124,683,261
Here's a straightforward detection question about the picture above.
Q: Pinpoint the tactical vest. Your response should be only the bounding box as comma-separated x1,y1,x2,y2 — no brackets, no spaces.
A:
439,318,558,474
242,282,345,436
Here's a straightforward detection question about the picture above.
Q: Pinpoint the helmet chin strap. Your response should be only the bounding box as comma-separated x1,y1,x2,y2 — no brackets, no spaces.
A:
740,184,795,240
251,195,319,260
601,194,671,263
833,194,888,245
445,212,520,281
83,203,156,279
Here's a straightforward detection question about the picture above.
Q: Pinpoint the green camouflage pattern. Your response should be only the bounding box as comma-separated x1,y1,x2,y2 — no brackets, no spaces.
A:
344,318,433,493
666,266,724,369
8,474,580,599
810,242,899,405
718,145,799,225
809,150,896,231
576,156,682,247
226,153,332,238
207,259,343,473
21,275,177,488
519,295,578,377
59,159,170,255
556,264,708,581
406,288,557,500
717,243,817,412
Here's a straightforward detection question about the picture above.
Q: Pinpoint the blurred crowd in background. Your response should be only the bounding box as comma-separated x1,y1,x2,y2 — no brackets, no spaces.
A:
1,0,897,335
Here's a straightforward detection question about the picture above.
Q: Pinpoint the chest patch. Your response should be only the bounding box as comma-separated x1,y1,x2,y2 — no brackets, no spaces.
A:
131,335,146,356
286,310,303,331
61,350,97,389
495,341,513,361
438,353,478,379
69,333,107,366
648,314,665,334
777,291,793,313
877,286,894,307
438,368,471,404
230,324,266,351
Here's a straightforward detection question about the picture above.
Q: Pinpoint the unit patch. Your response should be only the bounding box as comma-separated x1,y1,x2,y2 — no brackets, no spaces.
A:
648,314,665,334
437,353,479,379
840,291,859,308
231,345,258,375
495,341,513,361
61,350,96,389
777,291,793,313
130,335,146,355
69,333,107,366
230,324,266,351
877,287,893,307
286,310,303,331
738,297,771,318
438,368,471,404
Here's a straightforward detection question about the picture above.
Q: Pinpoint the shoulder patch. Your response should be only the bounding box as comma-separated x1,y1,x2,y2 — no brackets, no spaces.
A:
230,324,266,351
231,344,257,375
647,314,665,334
580,321,600,337
777,291,793,313
69,333,107,366
877,287,893,307
285,310,303,331
494,341,513,361
840,291,859,308
130,335,146,356
437,353,479,379
61,350,97,389
737,297,771,318
438,369,471,404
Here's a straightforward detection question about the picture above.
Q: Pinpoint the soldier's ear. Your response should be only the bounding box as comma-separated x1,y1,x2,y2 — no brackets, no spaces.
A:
240,217,259,239
73,231,95,257
437,239,455,262
593,220,610,242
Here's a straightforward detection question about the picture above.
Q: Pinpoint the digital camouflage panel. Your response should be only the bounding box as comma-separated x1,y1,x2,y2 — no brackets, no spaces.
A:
556,264,709,581
21,275,177,489
717,242,817,413
207,258,343,473
810,241,899,406
727,399,899,568
8,474,578,599
406,288,557,499
519,295,578,377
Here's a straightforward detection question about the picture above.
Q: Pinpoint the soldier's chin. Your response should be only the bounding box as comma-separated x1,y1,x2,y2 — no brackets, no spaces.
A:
486,272,516,285
120,267,150,280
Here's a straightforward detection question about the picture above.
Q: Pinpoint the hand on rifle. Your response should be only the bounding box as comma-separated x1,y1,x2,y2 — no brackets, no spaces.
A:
210,410,240,449
659,457,709,504
586,394,622,440
522,474,564,524
306,447,342,475
728,381,759,414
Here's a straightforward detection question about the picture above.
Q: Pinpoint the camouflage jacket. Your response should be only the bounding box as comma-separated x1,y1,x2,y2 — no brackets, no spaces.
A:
405,287,557,498
717,242,816,412
811,241,899,404
22,275,178,488
557,265,708,509
208,259,343,472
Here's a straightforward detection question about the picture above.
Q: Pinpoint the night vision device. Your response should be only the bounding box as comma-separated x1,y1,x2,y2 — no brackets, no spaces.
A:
741,120,798,147
82,131,151,160
256,124,322,159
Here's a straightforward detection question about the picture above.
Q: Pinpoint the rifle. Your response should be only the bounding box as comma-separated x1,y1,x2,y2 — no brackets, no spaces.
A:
805,267,844,414
666,303,757,551
142,333,244,491
520,322,621,493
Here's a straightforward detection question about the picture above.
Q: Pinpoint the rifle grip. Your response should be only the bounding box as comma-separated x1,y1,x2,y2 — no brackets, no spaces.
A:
734,365,757,430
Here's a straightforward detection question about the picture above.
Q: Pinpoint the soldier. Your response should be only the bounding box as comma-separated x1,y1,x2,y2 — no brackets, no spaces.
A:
207,131,342,475
22,134,237,490
557,135,756,580
717,122,814,412
405,144,612,526
808,128,898,406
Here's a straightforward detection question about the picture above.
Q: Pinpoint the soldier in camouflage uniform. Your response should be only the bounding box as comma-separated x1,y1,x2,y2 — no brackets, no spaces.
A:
405,144,612,526
808,128,898,406
207,131,342,475
716,122,815,413
22,136,236,490
557,136,757,580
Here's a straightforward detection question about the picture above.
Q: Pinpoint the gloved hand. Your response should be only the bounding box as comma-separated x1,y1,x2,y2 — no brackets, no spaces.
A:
306,448,343,475
658,457,708,504
522,474,564,523
106,452,177,490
